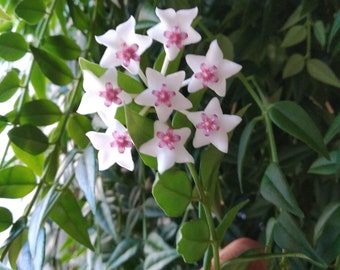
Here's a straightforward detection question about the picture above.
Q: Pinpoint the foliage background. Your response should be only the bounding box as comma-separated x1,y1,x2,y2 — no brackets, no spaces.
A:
0,0,339,269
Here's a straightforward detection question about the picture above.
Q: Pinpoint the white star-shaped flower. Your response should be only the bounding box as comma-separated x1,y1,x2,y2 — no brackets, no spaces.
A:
185,97,242,153
185,40,242,97
77,69,132,125
86,119,134,171
95,16,152,75
139,121,194,174
147,7,201,61
134,68,192,122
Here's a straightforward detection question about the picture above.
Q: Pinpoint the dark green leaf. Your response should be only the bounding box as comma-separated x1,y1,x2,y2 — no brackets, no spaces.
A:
106,238,139,269
0,32,27,61
306,58,340,88
281,25,306,48
327,9,340,48
217,34,234,60
283,54,305,78
8,124,49,155
117,71,145,94
152,169,192,217
95,201,118,242
15,0,45,25
308,150,340,175
49,189,94,250
260,163,304,217
8,228,28,270
281,5,305,31
42,35,81,60
0,207,13,232
30,45,74,86
0,70,20,102
324,113,340,144
20,99,62,126
66,114,92,148
269,101,328,158
177,219,210,263
153,49,183,74
0,165,36,198
66,0,89,31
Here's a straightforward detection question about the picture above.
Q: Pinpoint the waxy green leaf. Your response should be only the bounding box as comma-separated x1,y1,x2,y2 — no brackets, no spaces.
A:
15,0,46,25
0,32,27,61
8,124,49,155
0,207,13,232
0,70,20,102
118,71,145,94
260,163,304,217
42,35,82,60
0,165,36,198
269,101,328,158
30,45,74,86
152,169,192,217
66,114,92,149
307,58,340,88
79,57,106,77
283,53,305,78
308,150,340,175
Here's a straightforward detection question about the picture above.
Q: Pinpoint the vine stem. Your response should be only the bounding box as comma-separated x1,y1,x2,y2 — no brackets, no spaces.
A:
187,163,220,270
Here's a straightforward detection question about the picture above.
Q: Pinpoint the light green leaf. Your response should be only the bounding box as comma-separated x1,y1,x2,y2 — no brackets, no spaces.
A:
281,25,306,48
30,45,74,86
0,32,27,61
79,57,106,77
283,54,305,78
117,71,145,94
0,8,11,20
177,219,210,263
152,169,192,217
49,189,94,250
66,114,92,149
269,101,328,158
0,165,36,198
15,0,46,25
324,113,340,144
31,63,46,99
306,58,340,88
20,99,62,126
42,35,82,60
8,124,49,155
281,5,305,31
0,70,20,103
313,20,326,47
75,147,96,214
106,238,139,269
260,163,304,217
0,207,13,232
308,150,340,175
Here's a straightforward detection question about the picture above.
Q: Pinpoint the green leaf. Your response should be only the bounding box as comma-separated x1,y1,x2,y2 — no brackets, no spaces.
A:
283,53,305,78
20,99,62,126
0,7,11,20
306,58,340,88
216,200,249,245
75,147,96,214
0,165,36,198
66,114,92,149
30,45,74,86
8,228,28,269
49,189,94,250
260,163,304,217
177,219,210,263
0,32,27,61
42,35,81,60
144,250,180,270
327,9,340,49
15,0,45,25
0,70,20,102
308,150,340,175
144,232,172,253
216,34,234,60
281,5,305,31
313,20,326,47
95,201,118,242
79,57,106,77
8,124,49,155
324,113,340,144
31,63,46,99
269,101,328,158
274,211,327,268
117,71,145,94
153,49,183,74
281,25,306,48
0,207,13,232
152,169,192,217
66,0,89,31
106,238,139,268
11,143,44,176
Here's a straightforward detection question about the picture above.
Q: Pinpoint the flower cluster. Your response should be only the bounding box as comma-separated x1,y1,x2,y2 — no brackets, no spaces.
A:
78,7,242,174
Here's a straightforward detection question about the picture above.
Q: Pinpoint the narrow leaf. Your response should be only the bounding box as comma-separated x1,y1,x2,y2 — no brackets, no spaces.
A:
32,228,45,270
144,250,180,270
283,54,305,78
152,169,192,217
0,8,11,20
8,124,49,155
15,0,45,25
313,20,326,47
0,32,27,61
95,201,118,243
324,113,340,144
106,238,139,269
0,207,13,232
42,35,81,60
281,5,305,31
307,58,340,88
281,25,306,48
260,163,304,217
308,150,340,175
30,45,74,86
327,9,340,48
0,165,36,198
0,70,20,102
144,232,172,253
66,0,89,31
269,101,328,158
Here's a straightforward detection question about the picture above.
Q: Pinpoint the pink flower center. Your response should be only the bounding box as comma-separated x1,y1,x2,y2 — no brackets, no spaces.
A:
156,128,181,150
110,131,134,153
152,84,176,107
195,63,219,87
164,26,188,49
116,42,140,67
99,82,123,107
196,113,220,136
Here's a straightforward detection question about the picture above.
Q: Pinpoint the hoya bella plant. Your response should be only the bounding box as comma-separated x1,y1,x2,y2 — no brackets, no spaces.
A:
0,1,339,270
